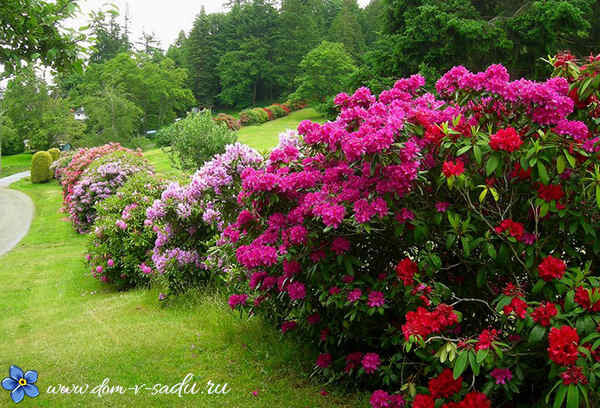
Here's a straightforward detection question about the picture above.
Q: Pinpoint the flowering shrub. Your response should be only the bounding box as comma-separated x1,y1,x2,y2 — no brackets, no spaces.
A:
146,143,263,293
213,113,241,131
57,143,139,204
266,104,286,118
68,151,153,233
86,173,166,288
215,62,600,406
49,151,74,179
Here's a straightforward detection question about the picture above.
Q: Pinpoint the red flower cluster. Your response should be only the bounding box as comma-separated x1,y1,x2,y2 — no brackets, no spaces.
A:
503,297,528,319
531,302,558,326
489,127,523,152
428,369,462,399
561,365,588,385
537,184,565,202
575,286,600,312
402,304,458,340
538,255,567,281
413,394,435,408
476,329,498,350
396,257,418,286
495,219,524,240
548,326,579,366
442,160,465,178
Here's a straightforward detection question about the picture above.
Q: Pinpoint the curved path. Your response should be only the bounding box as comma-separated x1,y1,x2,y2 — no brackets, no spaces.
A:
0,171,34,257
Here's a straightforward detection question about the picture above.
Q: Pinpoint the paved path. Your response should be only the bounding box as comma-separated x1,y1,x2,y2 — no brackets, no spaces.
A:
0,171,34,257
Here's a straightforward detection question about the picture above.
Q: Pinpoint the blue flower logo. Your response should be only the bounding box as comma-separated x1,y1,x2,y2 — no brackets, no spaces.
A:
1,365,39,403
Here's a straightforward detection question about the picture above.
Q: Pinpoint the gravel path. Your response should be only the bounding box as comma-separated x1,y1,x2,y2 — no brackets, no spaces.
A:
0,171,34,257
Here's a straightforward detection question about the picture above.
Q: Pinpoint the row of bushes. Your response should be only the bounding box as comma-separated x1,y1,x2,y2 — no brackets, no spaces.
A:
239,101,306,125
58,53,600,407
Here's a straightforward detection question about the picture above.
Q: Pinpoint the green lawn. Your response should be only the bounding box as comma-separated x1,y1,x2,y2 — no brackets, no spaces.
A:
237,108,325,152
0,179,367,407
0,153,32,178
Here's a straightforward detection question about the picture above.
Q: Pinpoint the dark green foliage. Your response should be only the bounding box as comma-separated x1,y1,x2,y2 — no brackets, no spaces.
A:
0,116,22,156
165,110,237,170
367,0,600,87
291,41,357,104
31,151,52,183
2,67,84,152
0,0,85,74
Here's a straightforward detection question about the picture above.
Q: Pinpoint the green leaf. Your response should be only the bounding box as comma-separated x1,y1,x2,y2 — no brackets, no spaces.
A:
596,185,600,209
537,161,549,185
486,155,499,176
528,325,546,343
567,385,579,408
557,155,566,174
540,202,549,218
554,386,568,408
487,243,496,259
564,150,576,168
476,349,489,363
453,351,469,379
469,351,480,376
479,188,488,202
456,145,472,156
473,145,482,164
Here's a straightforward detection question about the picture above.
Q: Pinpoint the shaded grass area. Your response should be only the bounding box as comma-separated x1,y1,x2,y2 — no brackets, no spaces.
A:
0,153,32,177
237,108,325,152
0,180,367,407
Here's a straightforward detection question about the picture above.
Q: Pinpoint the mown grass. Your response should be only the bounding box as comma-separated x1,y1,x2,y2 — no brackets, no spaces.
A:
0,179,367,407
0,153,32,177
237,108,325,152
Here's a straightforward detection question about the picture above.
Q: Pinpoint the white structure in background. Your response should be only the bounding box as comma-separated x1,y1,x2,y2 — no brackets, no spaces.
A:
73,107,88,121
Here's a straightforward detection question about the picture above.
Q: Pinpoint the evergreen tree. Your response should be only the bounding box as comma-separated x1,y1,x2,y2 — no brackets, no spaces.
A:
88,7,131,64
328,0,365,59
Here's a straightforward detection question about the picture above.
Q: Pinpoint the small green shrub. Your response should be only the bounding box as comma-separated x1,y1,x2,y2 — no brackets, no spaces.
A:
167,110,237,170
31,151,52,183
48,148,60,161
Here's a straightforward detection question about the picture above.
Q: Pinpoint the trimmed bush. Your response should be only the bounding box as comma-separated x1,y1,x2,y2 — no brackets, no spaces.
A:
30,151,52,183
214,113,241,131
87,172,166,288
68,151,153,233
166,110,237,171
48,148,60,162
212,64,600,407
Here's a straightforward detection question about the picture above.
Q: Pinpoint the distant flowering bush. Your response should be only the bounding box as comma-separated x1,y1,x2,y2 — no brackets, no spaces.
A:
86,173,166,288
57,143,140,206
146,143,263,293
68,151,152,233
214,60,600,407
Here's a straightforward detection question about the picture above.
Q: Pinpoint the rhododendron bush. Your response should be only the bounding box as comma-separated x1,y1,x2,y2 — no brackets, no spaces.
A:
146,143,263,293
68,151,153,233
214,60,600,407
87,173,166,288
